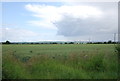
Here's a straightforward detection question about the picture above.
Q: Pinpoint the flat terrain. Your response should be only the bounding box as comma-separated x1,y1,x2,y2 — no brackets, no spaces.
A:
2,44,118,79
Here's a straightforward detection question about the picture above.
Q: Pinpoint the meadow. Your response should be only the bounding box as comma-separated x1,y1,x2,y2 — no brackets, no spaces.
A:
2,44,118,79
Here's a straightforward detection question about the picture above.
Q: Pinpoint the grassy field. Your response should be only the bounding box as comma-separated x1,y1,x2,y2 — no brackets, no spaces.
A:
2,44,118,79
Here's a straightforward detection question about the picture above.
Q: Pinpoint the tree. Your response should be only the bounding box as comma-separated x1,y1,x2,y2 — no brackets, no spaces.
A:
5,40,11,44
69,42,74,44
103,42,107,44
64,42,67,44
108,40,112,44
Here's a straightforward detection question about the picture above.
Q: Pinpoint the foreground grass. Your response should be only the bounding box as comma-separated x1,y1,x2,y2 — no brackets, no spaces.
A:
2,44,118,79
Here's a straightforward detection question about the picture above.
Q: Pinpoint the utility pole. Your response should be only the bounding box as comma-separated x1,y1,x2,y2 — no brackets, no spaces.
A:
114,33,116,43
117,33,120,43
89,37,91,43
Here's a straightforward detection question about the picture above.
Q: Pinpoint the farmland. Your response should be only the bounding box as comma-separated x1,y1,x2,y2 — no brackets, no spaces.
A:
2,44,118,79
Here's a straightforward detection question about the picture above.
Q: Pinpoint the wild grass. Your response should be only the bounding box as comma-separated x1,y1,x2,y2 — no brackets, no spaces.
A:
2,44,118,79
0,44,2,79
115,44,120,78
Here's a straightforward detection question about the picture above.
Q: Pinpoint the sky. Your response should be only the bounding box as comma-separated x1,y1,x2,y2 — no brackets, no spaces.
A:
1,2,118,42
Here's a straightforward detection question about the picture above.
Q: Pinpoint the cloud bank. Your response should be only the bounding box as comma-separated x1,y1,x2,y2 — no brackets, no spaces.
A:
25,3,117,39
2,2,117,42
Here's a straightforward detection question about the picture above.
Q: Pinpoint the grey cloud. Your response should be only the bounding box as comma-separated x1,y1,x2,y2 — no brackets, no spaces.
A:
54,15,94,36
54,15,117,37
54,3,117,38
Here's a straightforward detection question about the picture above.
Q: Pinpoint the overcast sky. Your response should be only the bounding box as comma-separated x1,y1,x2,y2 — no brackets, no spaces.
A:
1,2,118,42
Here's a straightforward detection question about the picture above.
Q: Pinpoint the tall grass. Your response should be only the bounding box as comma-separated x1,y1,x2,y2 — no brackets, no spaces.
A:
115,44,120,79
2,44,118,79
0,44,2,80
2,51,31,79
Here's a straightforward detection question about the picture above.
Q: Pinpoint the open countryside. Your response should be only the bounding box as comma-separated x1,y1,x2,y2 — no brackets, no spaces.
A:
2,44,118,79
2,2,119,79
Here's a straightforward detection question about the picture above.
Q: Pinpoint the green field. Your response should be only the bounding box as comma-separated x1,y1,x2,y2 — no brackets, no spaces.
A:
2,44,118,79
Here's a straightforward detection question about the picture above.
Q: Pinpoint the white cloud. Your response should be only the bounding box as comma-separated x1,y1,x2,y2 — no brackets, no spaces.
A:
25,4,103,28
25,3,117,41
27,20,57,30
1,27,39,42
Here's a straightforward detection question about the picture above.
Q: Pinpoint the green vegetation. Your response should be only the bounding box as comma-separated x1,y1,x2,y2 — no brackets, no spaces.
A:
0,44,2,80
115,44,120,78
2,44,118,79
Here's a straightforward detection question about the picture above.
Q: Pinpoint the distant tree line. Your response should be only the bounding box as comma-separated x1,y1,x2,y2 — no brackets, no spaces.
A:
87,40,118,44
1,40,118,44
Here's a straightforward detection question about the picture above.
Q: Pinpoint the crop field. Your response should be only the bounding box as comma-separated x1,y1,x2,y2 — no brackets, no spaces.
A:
2,44,118,79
